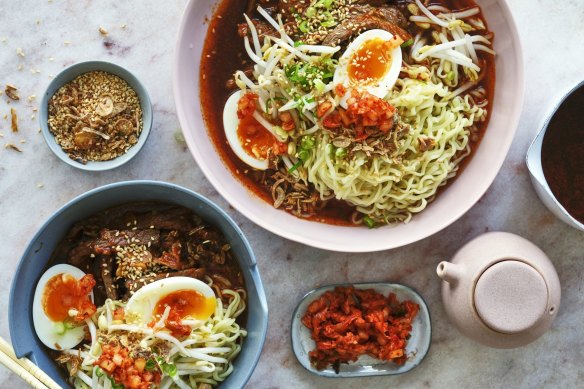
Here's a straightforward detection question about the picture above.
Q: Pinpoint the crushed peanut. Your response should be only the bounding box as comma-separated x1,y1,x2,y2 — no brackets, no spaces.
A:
47,71,143,164
5,84,19,100
5,143,22,152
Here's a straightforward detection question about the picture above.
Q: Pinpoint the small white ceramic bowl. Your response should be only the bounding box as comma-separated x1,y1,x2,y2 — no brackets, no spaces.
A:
526,80,584,232
173,0,524,252
40,61,153,171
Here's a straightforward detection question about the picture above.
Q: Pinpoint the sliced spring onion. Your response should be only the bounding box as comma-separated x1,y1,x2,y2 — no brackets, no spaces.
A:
288,160,302,173
299,20,309,33
335,147,347,158
145,359,157,371
401,38,414,48
163,363,178,377
53,322,66,335
297,149,310,161
363,216,376,229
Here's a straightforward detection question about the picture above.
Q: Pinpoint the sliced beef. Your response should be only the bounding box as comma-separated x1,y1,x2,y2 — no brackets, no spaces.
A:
68,241,94,266
322,12,411,47
237,19,278,41
278,0,310,23
100,256,118,301
124,267,207,297
354,0,409,28
94,229,161,255
128,207,195,232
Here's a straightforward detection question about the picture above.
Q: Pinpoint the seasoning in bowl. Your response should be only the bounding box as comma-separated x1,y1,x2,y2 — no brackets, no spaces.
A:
301,285,419,373
541,85,584,223
47,71,143,164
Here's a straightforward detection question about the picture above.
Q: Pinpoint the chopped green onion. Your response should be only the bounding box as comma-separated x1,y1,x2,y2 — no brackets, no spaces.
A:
314,79,325,93
53,322,66,335
64,321,76,330
323,0,333,8
294,40,304,47
297,149,310,161
401,38,414,48
145,359,157,371
300,136,315,150
288,160,302,173
363,216,376,229
95,367,104,378
335,147,347,158
320,19,336,28
298,20,309,33
162,363,178,378
305,6,316,17
112,383,124,389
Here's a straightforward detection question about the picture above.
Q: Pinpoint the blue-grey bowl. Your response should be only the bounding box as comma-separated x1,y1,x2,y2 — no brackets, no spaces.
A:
9,180,268,388
40,61,153,171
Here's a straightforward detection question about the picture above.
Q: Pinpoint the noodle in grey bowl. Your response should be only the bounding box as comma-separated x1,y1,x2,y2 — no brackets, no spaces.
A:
174,0,524,252
9,180,268,389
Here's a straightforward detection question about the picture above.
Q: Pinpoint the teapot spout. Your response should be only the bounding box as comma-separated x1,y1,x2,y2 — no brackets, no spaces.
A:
437,261,464,285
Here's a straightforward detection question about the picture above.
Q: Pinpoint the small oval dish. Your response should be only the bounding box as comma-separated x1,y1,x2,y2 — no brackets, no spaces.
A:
291,282,431,378
40,61,153,171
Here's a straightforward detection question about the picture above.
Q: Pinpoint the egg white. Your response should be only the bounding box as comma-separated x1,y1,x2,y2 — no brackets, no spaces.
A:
32,264,93,350
125,277,216,325
223,90,270,171
333,29,403,100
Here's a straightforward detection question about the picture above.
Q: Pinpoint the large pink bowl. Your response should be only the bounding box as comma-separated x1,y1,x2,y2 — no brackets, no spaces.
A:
173,0,523,252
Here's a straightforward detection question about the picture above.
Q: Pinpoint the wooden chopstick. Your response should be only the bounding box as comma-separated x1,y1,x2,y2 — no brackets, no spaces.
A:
0,337,62,389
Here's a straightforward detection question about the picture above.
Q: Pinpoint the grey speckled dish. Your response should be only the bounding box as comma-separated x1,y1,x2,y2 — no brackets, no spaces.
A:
40,61,153,171
291,282,431,378
9,181,268,389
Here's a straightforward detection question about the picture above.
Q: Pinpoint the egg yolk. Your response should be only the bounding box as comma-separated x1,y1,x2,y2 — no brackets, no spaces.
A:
42,273,95,322
348,38,394,85
153,289,216,320
237,115,274,160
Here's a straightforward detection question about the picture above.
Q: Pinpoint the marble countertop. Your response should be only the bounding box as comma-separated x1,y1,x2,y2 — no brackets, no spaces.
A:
1,0,583,388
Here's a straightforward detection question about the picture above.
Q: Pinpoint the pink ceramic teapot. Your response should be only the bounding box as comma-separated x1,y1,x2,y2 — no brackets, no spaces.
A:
437,232,561,348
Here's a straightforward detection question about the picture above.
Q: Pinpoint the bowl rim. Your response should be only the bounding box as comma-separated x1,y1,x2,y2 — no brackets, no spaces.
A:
40,60,153,172
9,180,268,388
290,281,432,377
173,0,525,252
525,79,584,231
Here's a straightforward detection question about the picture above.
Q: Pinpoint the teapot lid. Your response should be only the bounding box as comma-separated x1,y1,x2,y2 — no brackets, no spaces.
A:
474,260,548,334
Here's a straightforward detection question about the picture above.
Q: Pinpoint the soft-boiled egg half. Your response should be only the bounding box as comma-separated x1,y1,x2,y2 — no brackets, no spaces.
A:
125,277,216,326
32,264,94,350
223,90,275,171
334,29,403,100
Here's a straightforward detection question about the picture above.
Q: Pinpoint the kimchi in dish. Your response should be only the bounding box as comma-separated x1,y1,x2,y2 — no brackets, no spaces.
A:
32,203,247,389
200,0,495,227
301,286,419,372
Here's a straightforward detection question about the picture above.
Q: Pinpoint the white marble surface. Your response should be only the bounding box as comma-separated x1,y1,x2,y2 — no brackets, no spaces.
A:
1,0,583,388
